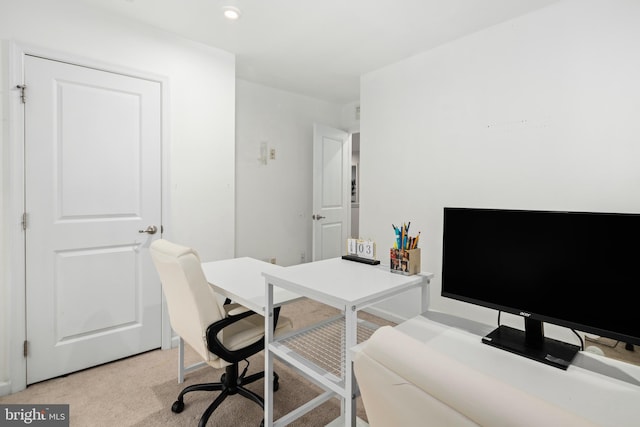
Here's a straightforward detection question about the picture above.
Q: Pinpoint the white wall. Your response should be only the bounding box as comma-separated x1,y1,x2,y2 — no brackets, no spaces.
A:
360,0,640,330
341,101,361,134
0,41,7,393
235,80,343,266
0,0,235,394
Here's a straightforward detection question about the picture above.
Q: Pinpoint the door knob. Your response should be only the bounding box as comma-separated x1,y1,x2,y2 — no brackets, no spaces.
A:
312,214,326,220
138,225,158,234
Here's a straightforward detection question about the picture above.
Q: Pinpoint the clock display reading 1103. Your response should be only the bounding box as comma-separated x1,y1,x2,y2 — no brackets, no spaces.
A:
347,238,376,260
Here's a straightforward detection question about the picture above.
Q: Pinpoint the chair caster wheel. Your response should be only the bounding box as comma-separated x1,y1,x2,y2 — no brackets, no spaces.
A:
220,373,226,384
260,420,264,427
273,379,279,392
171,400,184,413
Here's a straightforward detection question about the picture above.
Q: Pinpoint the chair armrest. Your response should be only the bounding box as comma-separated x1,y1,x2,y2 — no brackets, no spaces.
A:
206,310,265,363
226,305,251,316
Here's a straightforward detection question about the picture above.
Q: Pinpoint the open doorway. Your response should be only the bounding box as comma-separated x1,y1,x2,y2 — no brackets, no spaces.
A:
351,132,360,238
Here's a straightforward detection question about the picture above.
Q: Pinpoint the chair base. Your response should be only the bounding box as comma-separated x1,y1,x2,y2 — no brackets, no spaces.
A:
172,363,279,427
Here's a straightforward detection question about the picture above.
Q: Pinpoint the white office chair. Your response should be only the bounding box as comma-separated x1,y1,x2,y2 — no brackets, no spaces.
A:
150,239,293,427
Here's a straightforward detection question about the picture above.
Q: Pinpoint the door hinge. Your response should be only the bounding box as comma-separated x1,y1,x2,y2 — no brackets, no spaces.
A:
22,212,28,230
16,84,27,104
23,340,29,357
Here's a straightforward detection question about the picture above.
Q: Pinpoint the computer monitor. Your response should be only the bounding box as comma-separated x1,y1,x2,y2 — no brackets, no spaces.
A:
441,207,640,369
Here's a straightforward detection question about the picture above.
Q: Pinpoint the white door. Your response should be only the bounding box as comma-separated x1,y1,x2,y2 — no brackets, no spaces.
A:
24,55,162,384
312,124,351,261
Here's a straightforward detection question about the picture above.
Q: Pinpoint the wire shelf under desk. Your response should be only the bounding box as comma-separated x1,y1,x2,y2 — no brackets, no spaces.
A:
272,315,379,382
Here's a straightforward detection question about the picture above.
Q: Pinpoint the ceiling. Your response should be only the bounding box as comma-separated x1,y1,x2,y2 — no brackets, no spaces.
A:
76,0,560,104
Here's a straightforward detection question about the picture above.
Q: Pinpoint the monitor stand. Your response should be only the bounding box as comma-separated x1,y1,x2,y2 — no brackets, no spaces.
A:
482,320,580,370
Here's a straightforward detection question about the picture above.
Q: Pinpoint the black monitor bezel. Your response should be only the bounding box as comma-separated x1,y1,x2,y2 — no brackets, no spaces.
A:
441,207,640,349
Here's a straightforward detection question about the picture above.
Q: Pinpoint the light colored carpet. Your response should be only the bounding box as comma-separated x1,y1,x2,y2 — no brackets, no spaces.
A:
0,298,392,426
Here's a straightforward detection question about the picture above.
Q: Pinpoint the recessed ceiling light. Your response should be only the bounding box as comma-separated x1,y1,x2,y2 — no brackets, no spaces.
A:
222,6,241,20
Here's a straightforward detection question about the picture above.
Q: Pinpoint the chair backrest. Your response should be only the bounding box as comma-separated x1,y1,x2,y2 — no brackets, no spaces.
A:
150,239,225,363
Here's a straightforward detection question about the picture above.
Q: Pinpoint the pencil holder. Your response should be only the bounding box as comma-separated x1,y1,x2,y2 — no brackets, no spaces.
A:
390,248,421,275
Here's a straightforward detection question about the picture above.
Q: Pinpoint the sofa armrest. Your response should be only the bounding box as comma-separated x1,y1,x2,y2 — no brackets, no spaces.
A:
354,326,597,427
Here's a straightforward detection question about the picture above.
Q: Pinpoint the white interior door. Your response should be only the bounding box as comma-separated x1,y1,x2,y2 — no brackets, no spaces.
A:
24,55,162,384
312,123,351,261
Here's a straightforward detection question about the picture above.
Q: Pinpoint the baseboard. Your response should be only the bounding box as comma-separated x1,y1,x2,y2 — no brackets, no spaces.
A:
0,380,11,397
361,306,407,325
170,335,180,348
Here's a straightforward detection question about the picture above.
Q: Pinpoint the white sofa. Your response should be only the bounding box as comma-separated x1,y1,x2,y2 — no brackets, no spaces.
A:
353,326,598,427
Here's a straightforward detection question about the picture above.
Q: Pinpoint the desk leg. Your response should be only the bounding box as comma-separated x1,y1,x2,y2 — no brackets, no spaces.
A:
345,306,357,427
420,279,430,314
264,281,275,427
178,337,185,384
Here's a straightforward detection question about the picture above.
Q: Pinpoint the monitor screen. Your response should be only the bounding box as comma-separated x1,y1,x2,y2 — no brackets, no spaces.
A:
441,207,640,368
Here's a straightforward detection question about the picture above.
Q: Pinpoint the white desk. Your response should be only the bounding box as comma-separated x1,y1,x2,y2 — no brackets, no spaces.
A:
176,257,301,383
262,257,433,427
387,312,640,427
201,257,301,314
